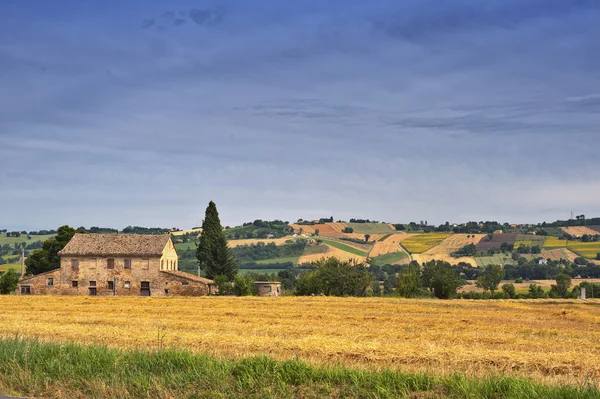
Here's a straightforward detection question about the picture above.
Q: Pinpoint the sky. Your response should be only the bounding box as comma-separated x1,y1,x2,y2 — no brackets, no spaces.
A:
1,0,599,231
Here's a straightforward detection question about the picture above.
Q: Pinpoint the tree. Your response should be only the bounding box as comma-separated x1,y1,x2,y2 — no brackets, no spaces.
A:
397,263,421,298
554,272,572,298
296,258,373,297
196,201,238,280
421,260,463,299
233,274,254,296
596,252,600,261
501,283,516,299
0,269,19,294
364,234,371,242
476,265,505,296
25,225,81,275
314,229,320,236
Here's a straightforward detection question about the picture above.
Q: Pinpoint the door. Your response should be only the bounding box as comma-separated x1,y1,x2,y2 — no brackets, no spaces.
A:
140,281,150,296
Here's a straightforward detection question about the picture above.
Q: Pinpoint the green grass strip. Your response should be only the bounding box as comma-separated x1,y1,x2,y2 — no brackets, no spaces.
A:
0,338,598,399
320,239,368,257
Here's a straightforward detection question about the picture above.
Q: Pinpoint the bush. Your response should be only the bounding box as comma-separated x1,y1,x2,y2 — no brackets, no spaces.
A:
514,277,523,283
233,274,254,296
501,283,516,299
214,275,234,295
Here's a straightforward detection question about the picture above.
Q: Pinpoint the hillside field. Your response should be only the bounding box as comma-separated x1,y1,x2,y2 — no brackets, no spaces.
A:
345,223,395,234
369,252,409,266
0,233,55,246
400,233,452,254
412,234,484,265
560,226,600,238
568,241,600,259
1,296,600,389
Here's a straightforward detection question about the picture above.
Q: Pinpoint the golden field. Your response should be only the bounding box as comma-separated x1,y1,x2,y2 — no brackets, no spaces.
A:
2,296,600,386
400,233,452,254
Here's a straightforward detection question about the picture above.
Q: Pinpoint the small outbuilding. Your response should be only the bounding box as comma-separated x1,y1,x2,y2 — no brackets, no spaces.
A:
254,281,281,296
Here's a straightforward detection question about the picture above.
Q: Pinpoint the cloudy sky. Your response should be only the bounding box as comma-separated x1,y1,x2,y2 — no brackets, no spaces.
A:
1,0,599,231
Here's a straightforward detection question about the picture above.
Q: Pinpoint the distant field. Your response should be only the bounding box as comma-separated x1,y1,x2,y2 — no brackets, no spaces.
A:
543,237,569,250
411,234,484,265
541,249,579,262
514,240,533,249
561,226,600,238
346,223,395,234
400,233,452,254
475,233,518,251
0,263,21,272
475,253,513,267
589,226,600,234
369,252,409,266
298,244,367,264
0,233,55,246
171,228,202,236
254,256,299,265
228,237,295,248
320,239,368,257
568,241,600,259
539,227,566,237
174,242,196,252
238,269,285,275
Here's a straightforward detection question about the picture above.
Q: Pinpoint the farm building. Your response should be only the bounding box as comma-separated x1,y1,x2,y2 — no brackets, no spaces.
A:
18,234,215,296
254,281,281,296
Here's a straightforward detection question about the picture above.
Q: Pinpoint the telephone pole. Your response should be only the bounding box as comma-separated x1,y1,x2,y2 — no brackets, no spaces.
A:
20,248,25,276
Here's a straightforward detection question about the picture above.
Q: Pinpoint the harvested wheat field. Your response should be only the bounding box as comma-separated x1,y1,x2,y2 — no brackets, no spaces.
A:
297,244,366,263
228,237,295,248
541,248,580,262
412,234,485,265
288,224,315,234
561,226,600,238
369,233,414,257
2,296,600,387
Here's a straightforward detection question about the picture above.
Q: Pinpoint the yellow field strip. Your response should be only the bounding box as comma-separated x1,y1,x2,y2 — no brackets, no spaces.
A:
2,296,600,387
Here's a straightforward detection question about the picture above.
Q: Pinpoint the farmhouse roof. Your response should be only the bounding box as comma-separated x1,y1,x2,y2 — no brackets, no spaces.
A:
58,234,171,257
161,270,215,285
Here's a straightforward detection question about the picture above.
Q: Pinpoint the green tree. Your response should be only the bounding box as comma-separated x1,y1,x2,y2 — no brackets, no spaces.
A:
196,201,238,280
476,264,505,297
397,263,421,298
554,272,572,298
501,283,516,299
233,274,254,296
295,258,373,297
25,225,80,275
364,234,371,242
0,269,19,294
421,260,463,299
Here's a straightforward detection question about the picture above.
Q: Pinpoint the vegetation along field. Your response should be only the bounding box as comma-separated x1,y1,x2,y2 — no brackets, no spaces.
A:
400,233,452,254
2,296,600,391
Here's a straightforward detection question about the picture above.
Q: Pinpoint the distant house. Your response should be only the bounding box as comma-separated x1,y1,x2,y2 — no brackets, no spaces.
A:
18,234,215,296
538,258,548,265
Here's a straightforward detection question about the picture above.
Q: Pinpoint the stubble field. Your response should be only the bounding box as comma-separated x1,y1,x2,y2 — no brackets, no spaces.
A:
2,296,600,388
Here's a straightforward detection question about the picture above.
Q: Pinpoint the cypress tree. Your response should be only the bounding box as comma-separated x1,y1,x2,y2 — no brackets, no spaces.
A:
196,201,238,280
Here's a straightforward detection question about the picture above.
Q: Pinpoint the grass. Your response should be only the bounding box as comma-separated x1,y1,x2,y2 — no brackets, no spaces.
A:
0,233,55,246
369,252,408,266
475,254,514,267
400,233,452,254
568,241,600,259
238,269,285,275
1,338,599,399
3,296,600,388
320,239,368,257
255,256,300,265
544,237,569,250
345,223,395,234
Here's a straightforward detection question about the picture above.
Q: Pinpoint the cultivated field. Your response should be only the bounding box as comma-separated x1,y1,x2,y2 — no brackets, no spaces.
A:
475,233,518,251
170,228,202,236
560,226,600,238
475,253,513,267
345,223,395,234
2,296,600,387
400,233,452,254
297,244,367,264
412,234,484,265
369,252,409,266
288,224,315,234
228,237,296,248
543,237,569,250
541,249,579,263
568,241,600,259
368,232,414,257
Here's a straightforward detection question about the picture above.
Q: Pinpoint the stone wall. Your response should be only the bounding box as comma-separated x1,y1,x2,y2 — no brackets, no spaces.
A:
254,282,281,297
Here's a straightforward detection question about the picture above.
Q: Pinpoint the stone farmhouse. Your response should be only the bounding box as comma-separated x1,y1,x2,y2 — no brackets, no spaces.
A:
18,234,215,296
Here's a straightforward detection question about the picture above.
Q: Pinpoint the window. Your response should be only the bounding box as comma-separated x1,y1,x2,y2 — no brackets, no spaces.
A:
47,278,54,286
164,289,169,295
182,281,189,286
107,259,114,269
21,286,31,295
89,288,97,296
124,281,131,288
265,285,272,293
71,259,79,269
124,259,131,269
72,281,78,288
107,281,114,290
89,281,96,287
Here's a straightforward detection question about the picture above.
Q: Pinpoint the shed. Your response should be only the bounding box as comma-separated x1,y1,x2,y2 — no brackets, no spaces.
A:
254,281,281,296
